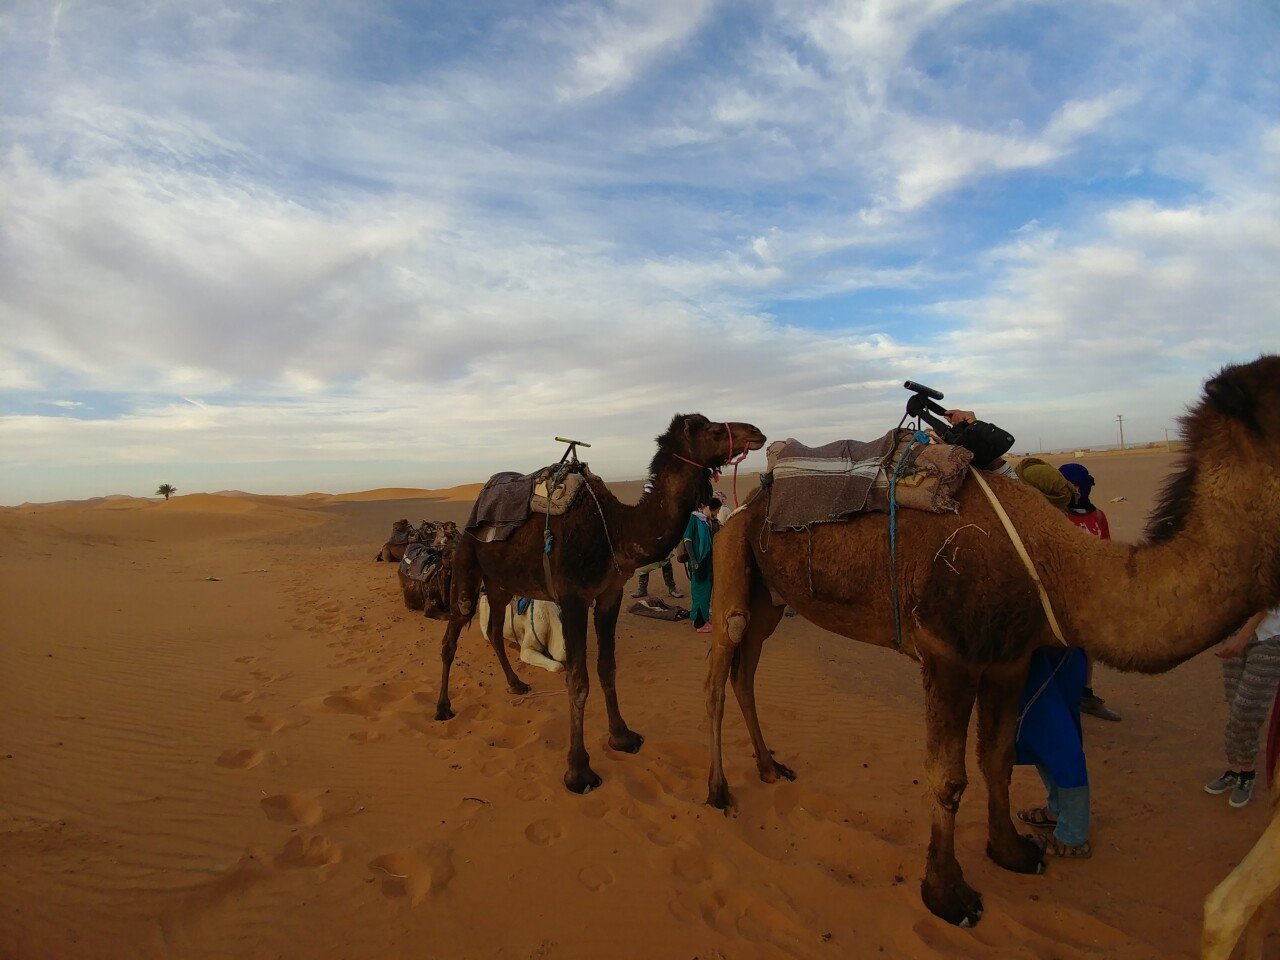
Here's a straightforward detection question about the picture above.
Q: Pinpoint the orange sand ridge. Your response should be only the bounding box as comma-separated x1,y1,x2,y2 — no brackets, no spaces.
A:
1,449,1273,959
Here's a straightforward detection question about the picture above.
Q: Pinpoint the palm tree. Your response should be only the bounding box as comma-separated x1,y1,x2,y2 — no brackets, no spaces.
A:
156,483,177,501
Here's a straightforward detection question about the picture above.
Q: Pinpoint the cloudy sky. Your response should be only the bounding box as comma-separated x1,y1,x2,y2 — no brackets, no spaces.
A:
1,1,1276,504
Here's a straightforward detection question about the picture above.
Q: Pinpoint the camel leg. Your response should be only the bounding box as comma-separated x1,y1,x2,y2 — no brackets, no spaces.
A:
559,597,601,794
593,586,643,754
706,630,738,810
482,588,530,695
435,546,481,721
976,664,1046,876
920,654,984,927
1203,809,1280,960
729,592,789,784
519,646,565,673
434,615,466,721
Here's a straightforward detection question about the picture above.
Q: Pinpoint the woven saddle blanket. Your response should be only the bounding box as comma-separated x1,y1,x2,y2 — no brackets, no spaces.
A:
765,428,972,530
465,464,592,542
399,543,444,582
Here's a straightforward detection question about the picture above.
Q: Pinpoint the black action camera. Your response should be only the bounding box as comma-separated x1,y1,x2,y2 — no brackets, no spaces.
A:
902,381,1015,469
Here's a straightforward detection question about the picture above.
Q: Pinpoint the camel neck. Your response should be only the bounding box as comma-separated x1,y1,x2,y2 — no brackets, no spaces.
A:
1042,467,1270,672
613,458,709,570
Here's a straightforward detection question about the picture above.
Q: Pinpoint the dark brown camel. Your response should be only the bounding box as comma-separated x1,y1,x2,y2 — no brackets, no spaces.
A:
398,521,458,619
438,414,765,794
706,355,1280,927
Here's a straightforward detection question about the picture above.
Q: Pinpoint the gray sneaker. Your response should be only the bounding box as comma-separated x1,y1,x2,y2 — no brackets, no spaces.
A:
1205,771,1240,795
667,589,684,599
1229,776,1256,808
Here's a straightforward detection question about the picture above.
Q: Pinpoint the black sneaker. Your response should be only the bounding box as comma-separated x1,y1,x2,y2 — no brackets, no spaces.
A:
1205,770,1240,795
1230,775,1256,808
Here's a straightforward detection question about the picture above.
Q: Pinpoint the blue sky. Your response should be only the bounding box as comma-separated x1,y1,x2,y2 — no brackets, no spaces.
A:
1,0,1277,504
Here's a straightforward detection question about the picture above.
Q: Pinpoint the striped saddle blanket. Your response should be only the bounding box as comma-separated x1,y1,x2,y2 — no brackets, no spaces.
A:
765,428,972,530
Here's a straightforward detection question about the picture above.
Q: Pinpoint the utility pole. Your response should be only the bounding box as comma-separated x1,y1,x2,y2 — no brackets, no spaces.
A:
1163,427,1172,452
1116,414,1126,450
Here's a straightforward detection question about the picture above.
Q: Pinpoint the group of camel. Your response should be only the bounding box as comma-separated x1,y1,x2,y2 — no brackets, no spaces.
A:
376,357,1280,954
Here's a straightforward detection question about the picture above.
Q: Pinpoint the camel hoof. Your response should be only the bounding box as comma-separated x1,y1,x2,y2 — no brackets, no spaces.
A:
706,780,732,811
564,767,603,795
608,730,644,754
921,877,984,928
434,705,455,721
986,834,1046,875
508,679,531,695
760,759,797,784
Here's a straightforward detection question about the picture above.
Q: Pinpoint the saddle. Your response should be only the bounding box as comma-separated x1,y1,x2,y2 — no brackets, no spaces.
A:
399,542,443,582
765,428,972,530
465,464,592,542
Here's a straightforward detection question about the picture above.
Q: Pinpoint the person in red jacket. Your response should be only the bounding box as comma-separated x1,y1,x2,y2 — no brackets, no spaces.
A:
1059,462,1121,722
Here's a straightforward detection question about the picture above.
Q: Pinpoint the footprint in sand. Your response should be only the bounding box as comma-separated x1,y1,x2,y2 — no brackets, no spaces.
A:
260,793,324,826
220,689,255,703
368,852,434,905
276,834,342,869
245,714,286,734
524,818,564,845
578,864,614,891
348,730,381,745
216,748,264,770
234,655,258,664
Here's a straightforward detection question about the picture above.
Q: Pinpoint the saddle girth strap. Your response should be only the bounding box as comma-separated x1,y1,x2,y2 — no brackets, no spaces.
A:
968,467,1068,646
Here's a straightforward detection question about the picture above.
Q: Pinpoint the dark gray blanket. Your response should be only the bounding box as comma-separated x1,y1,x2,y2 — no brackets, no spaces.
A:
464,471,531,541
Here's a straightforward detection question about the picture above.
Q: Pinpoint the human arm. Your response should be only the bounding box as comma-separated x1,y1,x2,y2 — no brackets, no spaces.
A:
943,409,976,426
1216,610,1268,659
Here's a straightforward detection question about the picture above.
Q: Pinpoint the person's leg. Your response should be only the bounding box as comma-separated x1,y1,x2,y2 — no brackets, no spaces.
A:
1223,639,1280,805
1080,654,1121,721
1035,764,1061,820
631,570,650,598
661,560,682,598
1052,784,1091,848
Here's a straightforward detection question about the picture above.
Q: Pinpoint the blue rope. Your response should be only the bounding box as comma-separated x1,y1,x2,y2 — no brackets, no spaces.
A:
889,431,930,650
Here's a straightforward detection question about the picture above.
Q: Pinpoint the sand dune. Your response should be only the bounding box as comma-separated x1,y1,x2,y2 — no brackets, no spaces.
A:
0,450,1273,959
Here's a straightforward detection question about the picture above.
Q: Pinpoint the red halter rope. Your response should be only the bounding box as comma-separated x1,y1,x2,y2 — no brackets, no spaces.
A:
670,422,751,506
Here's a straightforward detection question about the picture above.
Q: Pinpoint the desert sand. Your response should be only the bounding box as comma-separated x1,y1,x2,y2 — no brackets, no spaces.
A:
1,450,1274,959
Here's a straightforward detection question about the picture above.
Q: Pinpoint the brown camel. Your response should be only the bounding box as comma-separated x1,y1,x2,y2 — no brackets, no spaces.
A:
706,355,1280,928
375,518,429,563
438,414,766,794
398,521,459,619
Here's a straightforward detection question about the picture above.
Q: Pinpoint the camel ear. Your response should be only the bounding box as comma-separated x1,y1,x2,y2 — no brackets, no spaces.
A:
1205,368,1260,431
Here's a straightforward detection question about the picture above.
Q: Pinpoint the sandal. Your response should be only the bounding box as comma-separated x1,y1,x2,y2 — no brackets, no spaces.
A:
1034,834,1092,859
1016,806,1058,829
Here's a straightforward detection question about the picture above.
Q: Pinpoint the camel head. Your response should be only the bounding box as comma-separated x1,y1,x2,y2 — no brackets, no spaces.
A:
652,413,766,477
432,520,458,550
1146,354,1280,596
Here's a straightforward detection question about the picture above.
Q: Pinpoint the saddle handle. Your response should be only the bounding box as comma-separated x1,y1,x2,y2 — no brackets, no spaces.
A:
554,436,591,465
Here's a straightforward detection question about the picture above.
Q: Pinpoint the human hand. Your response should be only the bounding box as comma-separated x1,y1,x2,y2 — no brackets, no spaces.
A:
1215,632,1249,659
943,409,977,426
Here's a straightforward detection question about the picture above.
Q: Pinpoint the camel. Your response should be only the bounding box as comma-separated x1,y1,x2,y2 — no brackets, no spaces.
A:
438,413,766,794
398,521,459,618
476,593,567,673
705,355,1280,928
375,518,428,563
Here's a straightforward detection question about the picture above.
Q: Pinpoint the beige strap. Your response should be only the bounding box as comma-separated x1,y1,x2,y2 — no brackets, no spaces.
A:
968,467,1068,646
